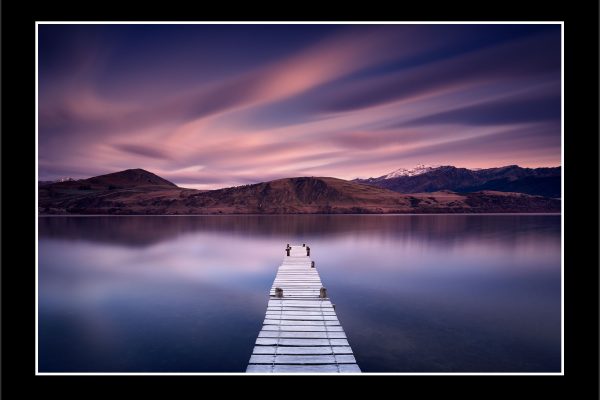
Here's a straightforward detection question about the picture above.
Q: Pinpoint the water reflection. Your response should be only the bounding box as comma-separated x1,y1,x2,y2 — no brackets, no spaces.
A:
38,215,561,372
39,214,558,247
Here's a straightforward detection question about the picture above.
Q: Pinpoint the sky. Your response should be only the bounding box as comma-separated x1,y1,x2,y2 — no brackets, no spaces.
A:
38,24,561,189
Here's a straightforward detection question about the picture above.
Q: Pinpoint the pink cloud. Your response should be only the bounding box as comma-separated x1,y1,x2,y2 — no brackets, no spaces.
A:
38,25,561,188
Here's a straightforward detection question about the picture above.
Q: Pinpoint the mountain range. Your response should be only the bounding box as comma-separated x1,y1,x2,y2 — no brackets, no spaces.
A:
38,168,561,215
353,165,561,198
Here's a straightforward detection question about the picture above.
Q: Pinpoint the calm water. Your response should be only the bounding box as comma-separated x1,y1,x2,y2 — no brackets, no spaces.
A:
38,215,561,373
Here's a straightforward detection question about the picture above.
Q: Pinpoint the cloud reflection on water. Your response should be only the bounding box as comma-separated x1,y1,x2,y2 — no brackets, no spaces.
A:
38,215,561,372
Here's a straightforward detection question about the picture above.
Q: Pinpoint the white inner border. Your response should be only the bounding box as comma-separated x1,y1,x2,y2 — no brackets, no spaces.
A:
35,20,565,376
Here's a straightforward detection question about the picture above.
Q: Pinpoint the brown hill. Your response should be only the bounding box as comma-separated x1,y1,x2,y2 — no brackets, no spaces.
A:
38,171,561,215
180,177,413,214
48,168,177,191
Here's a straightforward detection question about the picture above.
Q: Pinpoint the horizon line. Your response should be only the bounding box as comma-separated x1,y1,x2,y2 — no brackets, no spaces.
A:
39,163,562,192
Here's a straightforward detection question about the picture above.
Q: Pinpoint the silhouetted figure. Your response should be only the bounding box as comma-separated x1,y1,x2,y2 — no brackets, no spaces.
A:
306,246,310,256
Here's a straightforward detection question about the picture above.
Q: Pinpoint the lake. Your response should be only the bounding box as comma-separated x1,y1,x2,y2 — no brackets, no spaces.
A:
38,214,561,373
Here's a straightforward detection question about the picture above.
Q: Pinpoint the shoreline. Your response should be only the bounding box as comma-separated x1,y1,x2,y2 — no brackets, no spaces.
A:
37,212,561,217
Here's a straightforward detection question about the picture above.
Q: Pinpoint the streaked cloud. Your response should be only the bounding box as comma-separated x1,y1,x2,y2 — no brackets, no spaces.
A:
113,143,172,160
38,24,561,187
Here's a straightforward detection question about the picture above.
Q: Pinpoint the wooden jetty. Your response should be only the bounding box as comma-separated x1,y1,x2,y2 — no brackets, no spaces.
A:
246,244,361,373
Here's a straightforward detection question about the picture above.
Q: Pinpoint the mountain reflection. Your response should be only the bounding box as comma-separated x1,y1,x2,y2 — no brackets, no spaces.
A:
39,215,561,372
39,215,560,248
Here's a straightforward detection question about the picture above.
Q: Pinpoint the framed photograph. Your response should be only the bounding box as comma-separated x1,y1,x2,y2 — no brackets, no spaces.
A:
2,3,598,397
35,20,564,375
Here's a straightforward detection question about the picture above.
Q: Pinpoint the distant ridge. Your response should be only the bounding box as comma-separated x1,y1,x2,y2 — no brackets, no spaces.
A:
39,169,560,215
353,165,561,198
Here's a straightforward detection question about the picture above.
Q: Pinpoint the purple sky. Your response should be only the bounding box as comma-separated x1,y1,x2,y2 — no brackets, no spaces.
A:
38,24,561,189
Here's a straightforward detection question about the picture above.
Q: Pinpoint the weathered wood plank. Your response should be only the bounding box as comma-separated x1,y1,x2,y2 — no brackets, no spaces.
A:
251,346,276,354
265,310,336,316
261,325,344,332
272,282,320,285
264,319,340,326
276,354,356,364
274,277,319,280
264,315,339,321
258,331,347,339
272,280,322,282
247,363,360,373
270,286,322,289
276,272,317,274
246,364,273,372
248,355,275,364
255,338,350,346
274,273,319,275
271,365,340,373
268,299,330,303
274,278,320,280
251,354,349,364
266,307,335,312
268,301,333,307
269,290,322,293
270,293,329,301
271,283,322,286
333,355,357,364
273,273,321,282
338,364,361,373
266,310,335,314
251,346,354,355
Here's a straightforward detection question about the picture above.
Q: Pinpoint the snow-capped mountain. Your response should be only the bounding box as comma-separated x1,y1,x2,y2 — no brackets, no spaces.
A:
353,165,561,198
38,177,76,187
383,164,441,179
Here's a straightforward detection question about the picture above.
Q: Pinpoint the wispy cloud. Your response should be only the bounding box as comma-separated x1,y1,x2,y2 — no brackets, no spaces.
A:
38,24,561,186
